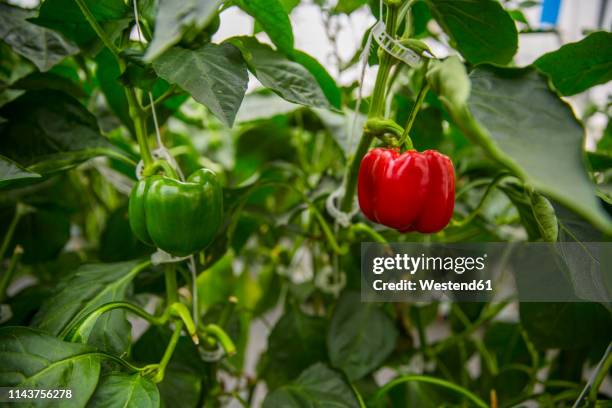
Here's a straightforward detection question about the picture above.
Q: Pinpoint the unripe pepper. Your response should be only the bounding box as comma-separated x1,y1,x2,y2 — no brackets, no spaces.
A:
358,148,455,233
129,168,223,257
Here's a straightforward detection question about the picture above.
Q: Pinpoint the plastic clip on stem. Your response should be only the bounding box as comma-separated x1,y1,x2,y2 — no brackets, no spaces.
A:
340,1,401,213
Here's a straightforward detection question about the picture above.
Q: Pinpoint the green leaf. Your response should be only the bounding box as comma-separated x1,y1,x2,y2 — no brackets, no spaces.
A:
231,37,331,109
426,56,470,111
467,66,612,233
236,0,294,56
263,363,360,408
0,3,78,72
96,49,133,131
144,0,222,61
313,108,365,158
426,0,518,65
88,373,160,408
0,155,41,188
0,326,101,408
520,303,612,350
235,92,300,123
292,49,342,109
529,191,558,242
0,90,117,176
153,44,248,127
335,0,368,14
327,292,398,381
260,308,327,389
534,31,612,96
33,260,147,354
29,0,130,54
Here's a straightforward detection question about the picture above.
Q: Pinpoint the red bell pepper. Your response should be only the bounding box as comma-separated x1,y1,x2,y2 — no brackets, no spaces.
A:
357,148,455,233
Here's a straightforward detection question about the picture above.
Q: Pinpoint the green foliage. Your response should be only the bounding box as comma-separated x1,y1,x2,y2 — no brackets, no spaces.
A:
535,31,612,96
426,0,518,65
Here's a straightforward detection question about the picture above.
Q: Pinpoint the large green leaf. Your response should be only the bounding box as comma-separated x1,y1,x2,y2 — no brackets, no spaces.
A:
0,90,118,176
153,44,248,127
29,0,130,53
534,31,612,96
32,260,148,354
0,155,41,188
520,303,612,350
88,373,160,408
263,363,360,408
0,4,78,72
260,307,327,390
144,0,222,61
426,0,518,65
327,292,398,381
236,0,294,56
0,326,101,408
231,37,331,110
467,66,612,233
235,92,300,123
292,50,342,109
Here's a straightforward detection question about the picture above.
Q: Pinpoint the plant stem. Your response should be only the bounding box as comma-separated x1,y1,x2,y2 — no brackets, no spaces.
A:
0,204,25,264
165,264,178,305
74,0,121,58
400,59,430,150
74,0,155,170
452,173,512,227
126,90,154,168
202,324,237,356
340,4,400,213
373,375,489,408
154,320,184,383
0,245,23,303
572,342,612,407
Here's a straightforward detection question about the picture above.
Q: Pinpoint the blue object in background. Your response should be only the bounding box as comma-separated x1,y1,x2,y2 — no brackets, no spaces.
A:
541,0,563,26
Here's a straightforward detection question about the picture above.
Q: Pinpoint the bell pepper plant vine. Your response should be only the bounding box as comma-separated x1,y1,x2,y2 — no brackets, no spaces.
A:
0,0,611,407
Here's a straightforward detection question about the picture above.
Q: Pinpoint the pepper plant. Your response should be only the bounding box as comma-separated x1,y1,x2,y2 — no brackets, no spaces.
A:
0,0,611,407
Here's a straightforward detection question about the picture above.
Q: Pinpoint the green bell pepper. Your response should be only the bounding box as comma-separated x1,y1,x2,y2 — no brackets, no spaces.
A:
129,168,223,257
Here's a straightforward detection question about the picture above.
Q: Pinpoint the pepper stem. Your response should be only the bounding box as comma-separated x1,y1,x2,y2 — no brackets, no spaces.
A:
400,58,430,151
340,3,400,212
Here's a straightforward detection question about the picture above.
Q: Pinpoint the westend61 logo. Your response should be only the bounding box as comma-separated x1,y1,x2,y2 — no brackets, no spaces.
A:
372,253,488,275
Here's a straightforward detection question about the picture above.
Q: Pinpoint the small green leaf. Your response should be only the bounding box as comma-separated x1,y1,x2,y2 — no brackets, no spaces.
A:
335,0,368,14
144,0,222,61
529,191,558,242
33,260,147,354
88,373,160,408
0,326,101,408
0,3,78,72
231,36,331,110
236,0,294,56
426,56,470,110
0,155,41,188
534,31,612,96
426,0,518,65
29,0,130,54
153,44,248,127
0,90,117,176
263,363,360,408
327,292,398,381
